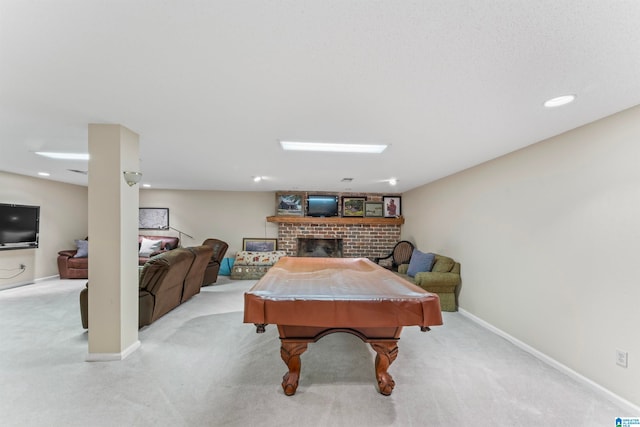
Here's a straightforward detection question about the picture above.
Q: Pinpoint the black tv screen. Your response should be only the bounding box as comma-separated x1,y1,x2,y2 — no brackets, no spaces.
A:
307,195,339,217
0,203,40,250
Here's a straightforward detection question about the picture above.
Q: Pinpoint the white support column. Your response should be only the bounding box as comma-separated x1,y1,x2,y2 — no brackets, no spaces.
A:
86,124,140,361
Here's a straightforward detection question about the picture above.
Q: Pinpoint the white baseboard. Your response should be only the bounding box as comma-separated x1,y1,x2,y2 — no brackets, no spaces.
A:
458,308,640,414
0,274,62,291
86,340,141,362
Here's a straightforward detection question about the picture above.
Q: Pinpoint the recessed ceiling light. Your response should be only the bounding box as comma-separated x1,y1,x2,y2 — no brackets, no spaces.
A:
142,183,151,188
37,172,50,177
544,94,576,108
253,176,262,182
35,151,90,160
280,141,387,154
389,178,397,186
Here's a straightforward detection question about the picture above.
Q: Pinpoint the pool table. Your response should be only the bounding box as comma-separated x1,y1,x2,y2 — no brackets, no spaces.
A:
244,257,443,396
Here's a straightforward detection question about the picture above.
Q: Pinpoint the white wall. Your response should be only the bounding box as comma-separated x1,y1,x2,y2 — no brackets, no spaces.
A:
0,172,88,289
0,175,277,290
402,105,640,407
139,189,277,256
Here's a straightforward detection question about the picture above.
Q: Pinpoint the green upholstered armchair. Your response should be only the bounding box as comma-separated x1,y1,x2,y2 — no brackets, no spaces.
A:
398,253,461,312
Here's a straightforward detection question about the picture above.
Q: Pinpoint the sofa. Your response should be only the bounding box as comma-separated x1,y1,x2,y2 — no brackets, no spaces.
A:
201,238,229,285
80,245,213,329
396,253,461,312
230,250,287,280
58,235,179,279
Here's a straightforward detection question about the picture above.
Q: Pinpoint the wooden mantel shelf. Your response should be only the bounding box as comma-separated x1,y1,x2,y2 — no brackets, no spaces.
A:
266,216,404,225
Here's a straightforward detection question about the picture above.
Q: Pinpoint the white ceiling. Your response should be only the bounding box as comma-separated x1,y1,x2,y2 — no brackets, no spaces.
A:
1,1,640,193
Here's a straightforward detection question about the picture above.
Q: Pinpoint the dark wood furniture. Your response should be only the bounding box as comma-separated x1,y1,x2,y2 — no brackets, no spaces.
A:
374,240,415,271
244,257,442,396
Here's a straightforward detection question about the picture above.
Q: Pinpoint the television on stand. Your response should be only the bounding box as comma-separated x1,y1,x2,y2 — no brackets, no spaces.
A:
0,203,40,250
306,195,339,217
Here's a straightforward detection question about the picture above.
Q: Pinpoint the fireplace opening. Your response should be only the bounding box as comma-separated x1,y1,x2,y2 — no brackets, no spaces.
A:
297,238,343,257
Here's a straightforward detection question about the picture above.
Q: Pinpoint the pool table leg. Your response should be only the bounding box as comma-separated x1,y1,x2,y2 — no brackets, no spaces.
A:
280,341,308,396
370,341,399,396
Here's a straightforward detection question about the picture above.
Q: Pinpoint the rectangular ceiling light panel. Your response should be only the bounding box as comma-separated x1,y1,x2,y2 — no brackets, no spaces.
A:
280,141,387,154
35,152,90,160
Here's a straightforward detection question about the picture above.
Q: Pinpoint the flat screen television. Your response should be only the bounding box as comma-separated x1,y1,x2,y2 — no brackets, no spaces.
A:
0,203,40,250
307,195,339,217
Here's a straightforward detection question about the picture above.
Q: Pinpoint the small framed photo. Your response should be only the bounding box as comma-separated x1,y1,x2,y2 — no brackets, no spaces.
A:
383,196,401,217
276,192,305,216
342,197,366,217
242,238,277,252
364,201,384,217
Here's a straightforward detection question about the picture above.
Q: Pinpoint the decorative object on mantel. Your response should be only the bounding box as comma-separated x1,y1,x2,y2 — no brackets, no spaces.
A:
383,196,401,217
275,192,305,216
266,215,404,225
342,197,366,217
364,201,384,217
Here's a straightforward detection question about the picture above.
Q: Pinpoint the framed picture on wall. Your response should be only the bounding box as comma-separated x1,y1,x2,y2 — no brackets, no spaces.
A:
382,196,401,218
242,238,277,252
138,208,169,229
276,192,305,216
342,197,365,217
364,201,384,217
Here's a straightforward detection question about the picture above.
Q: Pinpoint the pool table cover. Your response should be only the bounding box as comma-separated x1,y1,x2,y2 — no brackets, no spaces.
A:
244,257,443,329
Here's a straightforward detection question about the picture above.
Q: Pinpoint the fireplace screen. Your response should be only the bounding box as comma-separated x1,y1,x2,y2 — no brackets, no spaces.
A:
297,238,343,257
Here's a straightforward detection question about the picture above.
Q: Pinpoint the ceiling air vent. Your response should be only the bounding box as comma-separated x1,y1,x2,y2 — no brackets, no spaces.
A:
341,178,353,182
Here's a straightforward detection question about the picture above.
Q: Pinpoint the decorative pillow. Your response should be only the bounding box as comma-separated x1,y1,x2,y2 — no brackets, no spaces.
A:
74,240,89,258
219,257,235,276
406,249,435,277
139,238,162,257
431,255,455,273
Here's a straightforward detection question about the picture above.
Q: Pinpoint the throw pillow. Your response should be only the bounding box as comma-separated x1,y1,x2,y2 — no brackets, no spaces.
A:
219,257,235,276
74,239,89,258
139,238,162,257
406,249,435,277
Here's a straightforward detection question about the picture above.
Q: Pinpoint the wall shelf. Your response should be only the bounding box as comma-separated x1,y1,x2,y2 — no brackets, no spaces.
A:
266,216,404,225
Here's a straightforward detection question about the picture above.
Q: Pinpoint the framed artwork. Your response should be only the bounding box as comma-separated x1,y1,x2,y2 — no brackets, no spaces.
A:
383,196,401,217
276,192,305,216
243,238,277,252
364,201,384,217
138,208,169,229
342,197,366,217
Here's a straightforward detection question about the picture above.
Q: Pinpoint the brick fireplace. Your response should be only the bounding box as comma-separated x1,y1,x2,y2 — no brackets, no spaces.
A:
269,217,403,260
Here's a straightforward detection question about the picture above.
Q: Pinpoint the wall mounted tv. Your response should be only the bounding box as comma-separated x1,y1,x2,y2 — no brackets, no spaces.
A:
307,195,339,217
0,203,40,250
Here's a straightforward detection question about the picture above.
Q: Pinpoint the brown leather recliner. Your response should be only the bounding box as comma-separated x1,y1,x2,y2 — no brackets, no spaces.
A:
80,245,211,329
181,245,214,302
201,238,229,285
57,250,89,279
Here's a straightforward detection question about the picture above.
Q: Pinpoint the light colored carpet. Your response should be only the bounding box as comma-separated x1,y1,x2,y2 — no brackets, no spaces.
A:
0,276,629,426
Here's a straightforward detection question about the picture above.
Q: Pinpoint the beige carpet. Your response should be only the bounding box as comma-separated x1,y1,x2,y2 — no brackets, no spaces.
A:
0,276,630,426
